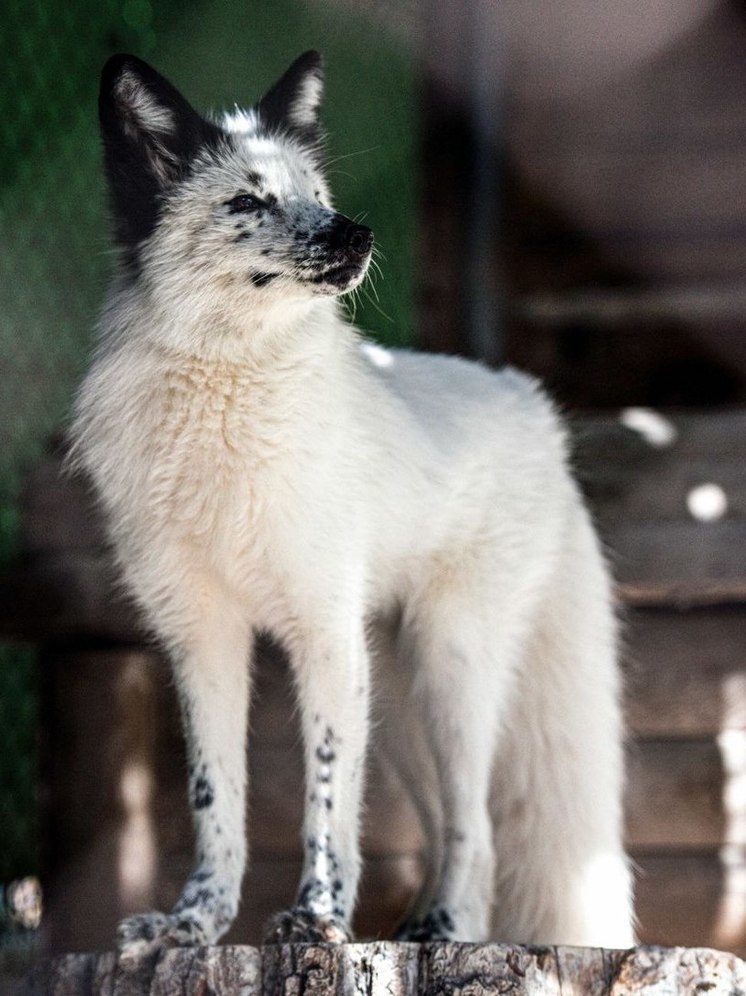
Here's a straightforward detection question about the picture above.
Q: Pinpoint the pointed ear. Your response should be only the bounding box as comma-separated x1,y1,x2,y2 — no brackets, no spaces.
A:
99,55,223,257
256,51,324,148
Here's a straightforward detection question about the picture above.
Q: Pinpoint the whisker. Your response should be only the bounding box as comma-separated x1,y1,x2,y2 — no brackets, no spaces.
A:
327,168,356,182
364,265,381,303
369,257,384,279
325,146,380,167
349,287,357,323
362,284,393,324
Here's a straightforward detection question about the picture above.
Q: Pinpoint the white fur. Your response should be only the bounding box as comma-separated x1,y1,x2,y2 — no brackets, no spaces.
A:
71,59,634,954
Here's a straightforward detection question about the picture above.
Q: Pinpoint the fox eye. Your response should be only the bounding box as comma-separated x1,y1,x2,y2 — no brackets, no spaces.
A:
226,193,263,213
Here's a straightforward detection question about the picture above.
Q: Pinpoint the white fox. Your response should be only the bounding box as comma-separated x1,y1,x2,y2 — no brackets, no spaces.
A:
70,51,634,958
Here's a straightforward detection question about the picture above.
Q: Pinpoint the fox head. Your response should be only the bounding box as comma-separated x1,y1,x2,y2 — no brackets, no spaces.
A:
99,52,373,328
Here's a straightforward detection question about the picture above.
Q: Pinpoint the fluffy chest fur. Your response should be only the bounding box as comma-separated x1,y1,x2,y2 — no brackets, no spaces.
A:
71,325,377,626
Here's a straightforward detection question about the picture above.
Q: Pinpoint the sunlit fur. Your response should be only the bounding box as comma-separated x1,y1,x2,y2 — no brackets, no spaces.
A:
70,52,634,958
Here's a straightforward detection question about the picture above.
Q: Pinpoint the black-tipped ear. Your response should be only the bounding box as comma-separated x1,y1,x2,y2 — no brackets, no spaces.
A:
256,51,324,148
99,55,224,258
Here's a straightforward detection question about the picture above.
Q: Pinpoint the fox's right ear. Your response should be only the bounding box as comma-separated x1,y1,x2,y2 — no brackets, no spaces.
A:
99,55,223,257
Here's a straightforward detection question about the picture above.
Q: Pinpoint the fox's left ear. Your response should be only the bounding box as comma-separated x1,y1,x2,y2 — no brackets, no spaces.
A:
256,51,324,148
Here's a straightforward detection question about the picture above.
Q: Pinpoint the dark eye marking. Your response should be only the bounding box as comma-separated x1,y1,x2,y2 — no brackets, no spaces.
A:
226,193,264,213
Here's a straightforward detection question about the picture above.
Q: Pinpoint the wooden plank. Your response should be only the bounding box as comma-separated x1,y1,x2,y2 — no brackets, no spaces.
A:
607,520,746,606
634,852,746,957
574,413,746,514
21,457,103,554
625,740,725,851
0,551,141,642
575,413,746,459
573,413,746,604
624,607,746,738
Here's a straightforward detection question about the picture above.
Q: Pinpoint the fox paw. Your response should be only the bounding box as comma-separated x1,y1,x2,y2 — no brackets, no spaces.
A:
264,906,351,945
394,906,457,942
117,910,209,964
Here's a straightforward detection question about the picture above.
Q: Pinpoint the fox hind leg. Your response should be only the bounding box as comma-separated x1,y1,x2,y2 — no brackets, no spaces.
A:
393,580,524,942
490,507,634,947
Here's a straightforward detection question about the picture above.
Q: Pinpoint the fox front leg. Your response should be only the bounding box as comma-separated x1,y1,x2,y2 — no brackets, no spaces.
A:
264,623,370,943
118,610,251,962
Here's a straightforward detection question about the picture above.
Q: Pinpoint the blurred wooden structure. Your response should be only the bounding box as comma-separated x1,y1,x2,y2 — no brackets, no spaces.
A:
1,411,745,956
419,0,746,409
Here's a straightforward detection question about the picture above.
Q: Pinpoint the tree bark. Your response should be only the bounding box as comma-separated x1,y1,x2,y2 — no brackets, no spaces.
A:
20,943,746,995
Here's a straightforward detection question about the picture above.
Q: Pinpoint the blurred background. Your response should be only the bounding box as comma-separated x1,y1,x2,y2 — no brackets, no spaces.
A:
1,0,745,983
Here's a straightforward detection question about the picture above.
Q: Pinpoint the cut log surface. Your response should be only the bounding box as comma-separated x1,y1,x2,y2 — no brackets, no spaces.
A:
19,943,746,996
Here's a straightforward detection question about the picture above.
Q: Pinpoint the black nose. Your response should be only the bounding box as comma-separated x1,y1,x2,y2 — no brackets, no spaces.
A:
324,215,374,258
346,223,373,257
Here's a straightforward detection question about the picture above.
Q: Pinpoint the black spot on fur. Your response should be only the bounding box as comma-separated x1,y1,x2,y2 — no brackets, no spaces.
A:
246,170,263,187
193,775,214,810
234,232,252,242
298,879,324,907
260,247,272,255
250,271,277,288
324,798,332,810
192,888,214,908
315,744,336,764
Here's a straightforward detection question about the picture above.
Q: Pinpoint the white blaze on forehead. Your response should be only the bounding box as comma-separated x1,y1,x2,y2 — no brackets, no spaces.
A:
222,107,260,134
216,130,328,203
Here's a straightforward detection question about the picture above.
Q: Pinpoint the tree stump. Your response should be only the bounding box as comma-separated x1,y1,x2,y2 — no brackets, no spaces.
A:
19,942,746,995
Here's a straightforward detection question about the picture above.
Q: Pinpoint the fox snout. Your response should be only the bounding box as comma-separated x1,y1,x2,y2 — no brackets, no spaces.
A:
328,214,373,258
322,214,374,260
300,213,373,292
